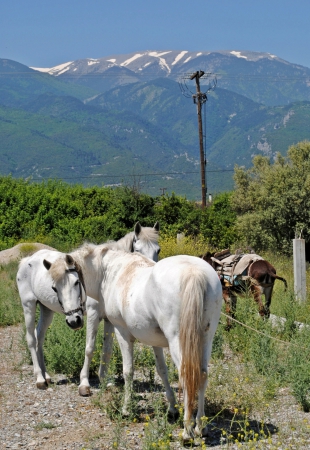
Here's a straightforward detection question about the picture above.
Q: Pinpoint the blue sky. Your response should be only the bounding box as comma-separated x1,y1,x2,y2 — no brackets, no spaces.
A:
1,0,310,68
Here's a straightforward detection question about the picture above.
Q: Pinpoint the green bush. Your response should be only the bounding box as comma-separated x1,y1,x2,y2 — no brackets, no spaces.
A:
44,313,104,378
0,176,238,251
0,261,23,326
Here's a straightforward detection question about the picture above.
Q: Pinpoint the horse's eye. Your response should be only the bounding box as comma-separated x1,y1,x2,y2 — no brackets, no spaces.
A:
74,280,80,286
52,286,57,293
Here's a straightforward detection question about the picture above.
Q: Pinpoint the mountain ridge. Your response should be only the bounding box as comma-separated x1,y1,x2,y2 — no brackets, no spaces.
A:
29,50,310,106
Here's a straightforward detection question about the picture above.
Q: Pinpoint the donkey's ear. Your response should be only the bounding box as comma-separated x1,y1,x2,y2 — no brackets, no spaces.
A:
65,254,74,266
134,221,142,236
153,221,160,232
43,259,52,271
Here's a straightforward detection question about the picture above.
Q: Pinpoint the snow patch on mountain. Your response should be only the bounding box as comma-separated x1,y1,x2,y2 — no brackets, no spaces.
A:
172,51,188,65
87,59,99,66
31,61,73,75
158,57,170,73
149,51,171,58
230,51,247,59
121,53,144,66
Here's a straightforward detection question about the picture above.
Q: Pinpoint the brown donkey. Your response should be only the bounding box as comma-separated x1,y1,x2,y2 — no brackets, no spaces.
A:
202,251,287,329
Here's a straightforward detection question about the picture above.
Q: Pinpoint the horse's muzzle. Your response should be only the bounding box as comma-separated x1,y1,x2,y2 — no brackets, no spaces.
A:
66,314,84,330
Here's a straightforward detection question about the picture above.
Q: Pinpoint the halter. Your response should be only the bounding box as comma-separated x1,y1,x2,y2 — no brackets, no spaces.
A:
53,267,86,316
131,236,137,253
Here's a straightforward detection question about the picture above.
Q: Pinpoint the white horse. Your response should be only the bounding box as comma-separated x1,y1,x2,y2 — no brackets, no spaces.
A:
80,222,160,396
43,244,222,441
16,222,160,391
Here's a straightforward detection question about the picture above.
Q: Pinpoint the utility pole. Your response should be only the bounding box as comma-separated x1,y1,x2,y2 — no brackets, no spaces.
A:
160,187,167,196
190,71,208,208
179,70,216,207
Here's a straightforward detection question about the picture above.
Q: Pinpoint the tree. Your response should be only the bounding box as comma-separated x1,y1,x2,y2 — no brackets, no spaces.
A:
232,141,310,254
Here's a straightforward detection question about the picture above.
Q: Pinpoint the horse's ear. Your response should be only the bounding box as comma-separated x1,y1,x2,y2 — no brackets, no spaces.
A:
153,222,160,232
43,259,51,271
134,221,142,236
65,254,74,266
201,252,213,262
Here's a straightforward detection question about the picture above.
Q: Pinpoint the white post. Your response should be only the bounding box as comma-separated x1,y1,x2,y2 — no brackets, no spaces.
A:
177,233,185,244
293,238,306,302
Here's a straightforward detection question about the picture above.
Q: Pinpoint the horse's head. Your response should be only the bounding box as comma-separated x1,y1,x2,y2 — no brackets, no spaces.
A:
132,221,160,262
200,251,215,267
43,254,86,330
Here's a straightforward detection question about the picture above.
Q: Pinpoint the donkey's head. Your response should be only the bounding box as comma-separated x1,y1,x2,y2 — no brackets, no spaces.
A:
200,251,216,267
43,254,86,330
132,221,160,262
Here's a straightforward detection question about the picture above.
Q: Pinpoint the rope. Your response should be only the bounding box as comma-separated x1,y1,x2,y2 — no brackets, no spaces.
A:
220,312,309,350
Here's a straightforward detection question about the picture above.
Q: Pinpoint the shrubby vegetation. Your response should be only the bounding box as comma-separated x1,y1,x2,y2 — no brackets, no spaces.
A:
0,175,237,251
233,141,310,254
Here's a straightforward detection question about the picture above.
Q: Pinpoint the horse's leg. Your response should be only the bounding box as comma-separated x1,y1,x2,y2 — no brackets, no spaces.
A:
98,319,114,381
250,284,265,316
263,284,274,318
223,287,236,330
195,340,212,437
79,298,100,396
114,327,134,416
36,303,54,385
22,299,48,389
152,347,178,417
169,337,195,442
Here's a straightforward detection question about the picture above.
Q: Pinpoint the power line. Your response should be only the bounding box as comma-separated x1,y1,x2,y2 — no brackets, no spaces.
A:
25,168,234,182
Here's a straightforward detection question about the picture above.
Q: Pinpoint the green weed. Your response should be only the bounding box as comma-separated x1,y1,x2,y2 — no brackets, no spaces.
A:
34,421,57,430
44,313,104,378
0,261,23,326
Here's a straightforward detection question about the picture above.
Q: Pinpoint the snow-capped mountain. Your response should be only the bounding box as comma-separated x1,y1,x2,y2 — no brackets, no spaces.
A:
30,50,310,106
31,50,287,77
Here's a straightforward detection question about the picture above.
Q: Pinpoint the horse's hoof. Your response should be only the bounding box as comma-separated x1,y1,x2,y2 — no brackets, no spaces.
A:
195,425,208,437
182,429,195,445
79,385,91,396
36,381,48,390
45,377,51,385
167,408,179,420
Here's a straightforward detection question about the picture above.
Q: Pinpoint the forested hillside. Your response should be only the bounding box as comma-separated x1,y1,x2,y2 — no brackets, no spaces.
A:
1,57,310,199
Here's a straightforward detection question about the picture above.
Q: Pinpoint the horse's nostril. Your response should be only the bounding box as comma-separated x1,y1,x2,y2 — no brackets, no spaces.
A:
66,315,82,329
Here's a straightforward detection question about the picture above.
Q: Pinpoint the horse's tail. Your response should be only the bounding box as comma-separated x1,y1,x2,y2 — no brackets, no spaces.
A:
270,272,288,290
179,267,206,418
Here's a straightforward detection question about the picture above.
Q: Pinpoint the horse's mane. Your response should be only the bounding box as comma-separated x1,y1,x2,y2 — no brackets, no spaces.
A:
68,227,158,271
49,258,70,282
117,228,159,252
